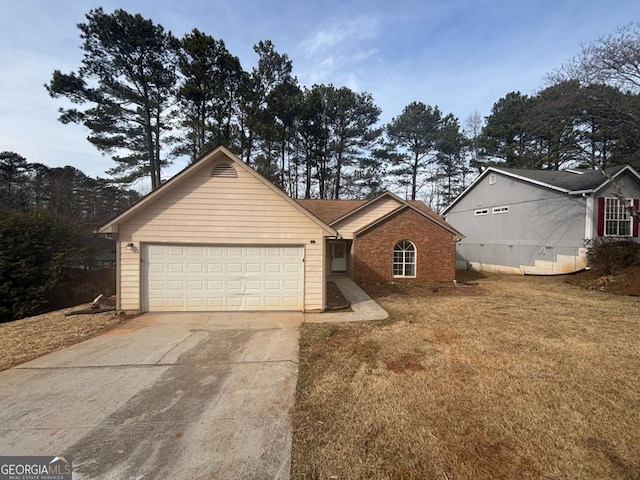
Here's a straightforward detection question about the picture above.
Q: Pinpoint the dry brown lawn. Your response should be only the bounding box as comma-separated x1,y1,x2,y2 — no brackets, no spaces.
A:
291,273,640,480
0,304,131,371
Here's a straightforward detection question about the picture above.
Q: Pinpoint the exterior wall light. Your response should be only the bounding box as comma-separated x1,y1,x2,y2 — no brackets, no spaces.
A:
126,243,134,251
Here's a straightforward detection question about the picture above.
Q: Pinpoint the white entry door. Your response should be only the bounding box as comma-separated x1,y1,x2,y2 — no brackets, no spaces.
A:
143,244,304,311
330,241,347,273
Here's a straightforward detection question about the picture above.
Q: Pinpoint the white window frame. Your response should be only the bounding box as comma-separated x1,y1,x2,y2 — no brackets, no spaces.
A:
474,209,489,216
489,174,497,185
492,206,509,214
393,240,416,278
604,197,633,237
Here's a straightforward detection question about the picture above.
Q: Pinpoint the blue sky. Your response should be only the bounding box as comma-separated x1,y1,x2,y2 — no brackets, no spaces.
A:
1,0,638,183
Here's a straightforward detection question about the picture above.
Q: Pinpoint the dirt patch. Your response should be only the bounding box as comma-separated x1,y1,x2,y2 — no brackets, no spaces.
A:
386,353,425,374
326,280,350,309
361,277,483,301
0,303,133,371
565,265,640,296
291,273,640,480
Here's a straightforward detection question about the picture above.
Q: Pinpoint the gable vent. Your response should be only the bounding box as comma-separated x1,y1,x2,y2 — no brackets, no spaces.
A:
211,163,237,178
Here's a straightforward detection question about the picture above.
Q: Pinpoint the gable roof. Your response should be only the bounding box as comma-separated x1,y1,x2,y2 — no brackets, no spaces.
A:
98,146,337,236
497,165,628,191
296,199,367,224
443,164,640,214
297,191,463,239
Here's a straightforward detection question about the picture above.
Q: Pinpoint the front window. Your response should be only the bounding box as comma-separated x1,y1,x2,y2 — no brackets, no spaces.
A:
393,240,416,278
605,198,632,236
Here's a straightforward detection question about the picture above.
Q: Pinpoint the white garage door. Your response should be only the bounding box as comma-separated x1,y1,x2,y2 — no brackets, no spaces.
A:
143,244,304,311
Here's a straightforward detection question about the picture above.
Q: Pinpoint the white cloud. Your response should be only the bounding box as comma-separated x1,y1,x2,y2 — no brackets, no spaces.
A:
303,16,379,54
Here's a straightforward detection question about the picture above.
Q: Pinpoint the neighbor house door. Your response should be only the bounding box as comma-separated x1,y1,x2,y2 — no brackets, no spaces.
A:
330,241,347,273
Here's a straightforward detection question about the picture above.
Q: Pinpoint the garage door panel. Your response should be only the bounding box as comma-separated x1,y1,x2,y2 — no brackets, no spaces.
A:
245,297,262,308
227,263,243,274
284,280,301,291
188,298,204,308
284,297,300,307
188,264,204,273
168,264,184,273
148,264,165,274
246,263,263,273
144,244,304,311
167,281,185,290
284,263,301,273
207,298,224,308
264,297,281,307
226,280,243,292
207,264,223,274
167,297,184,308
264,280,281,290
265,264,282,273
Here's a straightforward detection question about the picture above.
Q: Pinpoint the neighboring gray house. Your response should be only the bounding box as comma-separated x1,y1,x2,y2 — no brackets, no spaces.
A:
443,165,640,275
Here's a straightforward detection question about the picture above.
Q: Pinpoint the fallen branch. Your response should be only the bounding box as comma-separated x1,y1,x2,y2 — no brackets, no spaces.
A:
64,306,115,316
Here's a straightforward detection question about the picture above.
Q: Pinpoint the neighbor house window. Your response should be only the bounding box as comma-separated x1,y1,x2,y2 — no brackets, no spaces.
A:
474,209,488,216
605,197,632,236
393,240,416,278
492,206,509,214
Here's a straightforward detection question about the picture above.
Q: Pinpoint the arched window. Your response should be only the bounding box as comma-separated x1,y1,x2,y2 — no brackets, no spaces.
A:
393,240,416,278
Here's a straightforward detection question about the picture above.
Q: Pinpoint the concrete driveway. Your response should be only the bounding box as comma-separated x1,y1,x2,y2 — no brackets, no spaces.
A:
0,312,303,479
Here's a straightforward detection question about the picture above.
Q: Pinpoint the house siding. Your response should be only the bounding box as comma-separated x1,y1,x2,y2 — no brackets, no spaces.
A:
333,196,401,238
446,171,587,274
352,209,456,283
117,159,326,312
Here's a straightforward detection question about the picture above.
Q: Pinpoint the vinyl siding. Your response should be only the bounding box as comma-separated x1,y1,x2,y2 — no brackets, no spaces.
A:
333,196,401,238
117,159,326,312
446,171,587,273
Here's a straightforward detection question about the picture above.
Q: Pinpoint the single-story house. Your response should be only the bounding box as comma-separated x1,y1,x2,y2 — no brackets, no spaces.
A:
442,165,640,275
99,146,462,313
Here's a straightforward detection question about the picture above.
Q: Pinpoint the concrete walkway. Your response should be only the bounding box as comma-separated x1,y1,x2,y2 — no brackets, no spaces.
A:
305,276,388,323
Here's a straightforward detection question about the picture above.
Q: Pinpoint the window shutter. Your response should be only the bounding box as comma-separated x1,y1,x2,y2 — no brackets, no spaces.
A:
634,199,639,237
597,197,605,236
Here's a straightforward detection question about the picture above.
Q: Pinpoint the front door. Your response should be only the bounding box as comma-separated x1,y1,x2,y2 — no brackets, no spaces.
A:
331,241,347,273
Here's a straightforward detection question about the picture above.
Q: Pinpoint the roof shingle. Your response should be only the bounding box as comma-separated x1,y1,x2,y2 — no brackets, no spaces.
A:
296,199,367,224
496,165,627,191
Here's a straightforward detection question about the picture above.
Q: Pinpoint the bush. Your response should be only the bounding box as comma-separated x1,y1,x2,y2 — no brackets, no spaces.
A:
0,211,94,322
584,237,640,275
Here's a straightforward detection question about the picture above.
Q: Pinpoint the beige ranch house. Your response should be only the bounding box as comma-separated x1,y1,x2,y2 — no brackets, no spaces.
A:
99,147,462,313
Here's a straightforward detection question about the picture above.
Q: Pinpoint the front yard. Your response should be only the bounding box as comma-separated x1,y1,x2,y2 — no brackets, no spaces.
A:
291,273,640,479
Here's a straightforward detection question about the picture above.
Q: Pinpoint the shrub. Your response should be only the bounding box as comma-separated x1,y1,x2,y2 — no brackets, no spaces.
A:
0,211,93,322
584,237,640,275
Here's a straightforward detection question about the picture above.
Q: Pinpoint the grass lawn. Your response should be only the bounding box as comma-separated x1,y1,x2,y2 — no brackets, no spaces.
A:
291,273,640,479
0,304,129,371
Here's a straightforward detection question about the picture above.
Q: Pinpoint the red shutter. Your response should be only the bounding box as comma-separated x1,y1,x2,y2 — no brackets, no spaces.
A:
634,199,639,237
597,197,605,237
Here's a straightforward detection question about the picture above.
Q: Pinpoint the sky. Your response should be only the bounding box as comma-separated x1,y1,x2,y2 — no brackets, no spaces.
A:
1,0,638,184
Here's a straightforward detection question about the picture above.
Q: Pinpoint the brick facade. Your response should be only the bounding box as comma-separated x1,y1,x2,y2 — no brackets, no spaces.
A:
352,208,456,283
